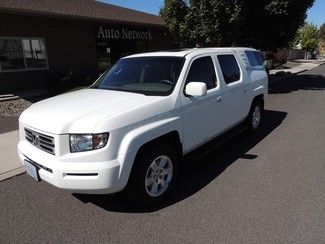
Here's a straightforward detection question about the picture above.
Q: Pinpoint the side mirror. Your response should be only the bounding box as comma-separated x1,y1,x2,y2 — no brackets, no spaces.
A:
185,82,207,97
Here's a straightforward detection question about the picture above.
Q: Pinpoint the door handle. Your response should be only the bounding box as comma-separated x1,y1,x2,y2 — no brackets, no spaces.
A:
216,96,222,103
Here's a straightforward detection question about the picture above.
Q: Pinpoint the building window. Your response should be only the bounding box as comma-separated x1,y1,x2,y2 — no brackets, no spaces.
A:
0,38,48,72
0,39,24,71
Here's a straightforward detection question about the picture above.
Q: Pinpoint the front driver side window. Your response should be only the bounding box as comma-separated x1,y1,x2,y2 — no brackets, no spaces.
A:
186,56,217,90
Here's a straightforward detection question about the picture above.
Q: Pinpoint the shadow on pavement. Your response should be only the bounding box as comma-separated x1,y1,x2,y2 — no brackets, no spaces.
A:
19,95,49,104
74,109,287,213
0,116,18,134
269,73,325,94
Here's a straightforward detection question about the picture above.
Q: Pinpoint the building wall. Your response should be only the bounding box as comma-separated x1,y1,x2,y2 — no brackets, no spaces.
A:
275,48,305,62
319,41,325,55
0,13,172,93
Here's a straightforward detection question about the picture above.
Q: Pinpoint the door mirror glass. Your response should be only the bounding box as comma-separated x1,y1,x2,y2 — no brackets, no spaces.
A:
185,82,207,97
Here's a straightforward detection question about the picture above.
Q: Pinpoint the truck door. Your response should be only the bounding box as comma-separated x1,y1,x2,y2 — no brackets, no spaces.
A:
181,55,224,153
215,53,250,128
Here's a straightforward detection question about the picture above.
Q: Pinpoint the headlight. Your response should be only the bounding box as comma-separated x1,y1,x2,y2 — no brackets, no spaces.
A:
70,133,109,153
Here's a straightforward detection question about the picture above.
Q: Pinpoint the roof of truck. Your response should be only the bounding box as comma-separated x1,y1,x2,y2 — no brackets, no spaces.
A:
126,47,258,58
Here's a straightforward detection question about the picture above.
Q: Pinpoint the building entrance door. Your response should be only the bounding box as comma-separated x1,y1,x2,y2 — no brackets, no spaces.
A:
97,39,148,72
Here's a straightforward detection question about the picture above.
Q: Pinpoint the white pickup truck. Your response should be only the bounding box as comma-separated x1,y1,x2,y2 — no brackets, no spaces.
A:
18,48,268,206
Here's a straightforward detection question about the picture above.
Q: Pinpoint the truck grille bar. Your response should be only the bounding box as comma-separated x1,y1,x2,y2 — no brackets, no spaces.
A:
25,128,55,155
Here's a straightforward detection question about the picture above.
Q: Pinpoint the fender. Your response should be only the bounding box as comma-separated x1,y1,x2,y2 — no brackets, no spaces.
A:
251,75,268,99
116,116,182,188
253,85,265,96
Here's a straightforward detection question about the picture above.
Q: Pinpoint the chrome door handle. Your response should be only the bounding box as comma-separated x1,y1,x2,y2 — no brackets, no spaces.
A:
216,96,222,103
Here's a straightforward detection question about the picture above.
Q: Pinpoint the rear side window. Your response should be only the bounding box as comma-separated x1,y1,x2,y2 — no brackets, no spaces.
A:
217,55,241,84
245,51,264,67
186,56,217,90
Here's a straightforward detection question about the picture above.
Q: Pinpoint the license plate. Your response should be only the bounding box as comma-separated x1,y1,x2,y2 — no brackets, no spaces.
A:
24,160,40,181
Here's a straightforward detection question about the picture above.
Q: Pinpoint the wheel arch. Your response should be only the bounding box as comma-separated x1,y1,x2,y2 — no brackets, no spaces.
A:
252,94,264,109
135,130,183,163
124,130,183,193
116,117,183,190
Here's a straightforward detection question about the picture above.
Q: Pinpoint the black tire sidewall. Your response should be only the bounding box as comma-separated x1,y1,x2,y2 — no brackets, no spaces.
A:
248,101,263,132
126,144,178,207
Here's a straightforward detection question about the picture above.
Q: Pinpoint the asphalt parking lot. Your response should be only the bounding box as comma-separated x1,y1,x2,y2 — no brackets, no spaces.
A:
0,66,324,243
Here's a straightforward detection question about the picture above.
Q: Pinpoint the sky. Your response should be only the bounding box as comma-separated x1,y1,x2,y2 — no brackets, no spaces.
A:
101,0,325,26
307,0,325,26
100,0,163,15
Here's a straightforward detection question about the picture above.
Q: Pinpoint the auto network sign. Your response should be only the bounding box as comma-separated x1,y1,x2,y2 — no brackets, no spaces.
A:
97,26,153,40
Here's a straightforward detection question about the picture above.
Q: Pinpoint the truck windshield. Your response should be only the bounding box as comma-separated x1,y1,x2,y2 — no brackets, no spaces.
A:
92,57,185,96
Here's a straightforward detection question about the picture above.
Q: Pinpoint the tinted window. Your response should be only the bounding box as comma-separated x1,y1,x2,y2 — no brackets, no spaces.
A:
0,38,48,71
245,51,264,67
92,57,185,96
217,55,241,84
186,56,216,90
22,39,47,69
0,39,24,71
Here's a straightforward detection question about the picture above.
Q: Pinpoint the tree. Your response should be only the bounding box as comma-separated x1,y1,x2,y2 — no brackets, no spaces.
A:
294,22,319,51
319,23,325,41
159,0,188,41
160,0,315,50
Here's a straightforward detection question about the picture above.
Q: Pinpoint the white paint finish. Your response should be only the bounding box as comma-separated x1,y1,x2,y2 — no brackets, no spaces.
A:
181,89,224,152
214,52,251,128
180,53,224,152
17,140,123,194
127,47,258,59
20,89,167,134
185,82,207,97
17,47,268,194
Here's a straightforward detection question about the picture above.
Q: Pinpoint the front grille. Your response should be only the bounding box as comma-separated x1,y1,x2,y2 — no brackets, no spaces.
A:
25,128,55,155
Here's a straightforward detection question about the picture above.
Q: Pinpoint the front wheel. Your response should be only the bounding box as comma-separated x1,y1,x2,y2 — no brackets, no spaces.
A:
247,101,263,133
126,144,178,207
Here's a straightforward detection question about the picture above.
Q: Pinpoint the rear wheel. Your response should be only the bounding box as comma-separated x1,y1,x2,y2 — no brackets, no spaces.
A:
247,100,263,132
126,144,178,207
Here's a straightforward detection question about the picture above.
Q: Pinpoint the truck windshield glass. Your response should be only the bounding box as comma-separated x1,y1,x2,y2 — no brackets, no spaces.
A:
92,57,185,96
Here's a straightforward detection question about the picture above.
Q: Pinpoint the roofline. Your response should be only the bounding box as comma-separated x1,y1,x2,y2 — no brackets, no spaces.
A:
95,0,161,20
0,6,165,27
124,47,259,59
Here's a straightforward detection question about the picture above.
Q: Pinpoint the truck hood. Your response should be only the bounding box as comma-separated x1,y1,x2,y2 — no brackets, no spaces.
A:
20,89,164,134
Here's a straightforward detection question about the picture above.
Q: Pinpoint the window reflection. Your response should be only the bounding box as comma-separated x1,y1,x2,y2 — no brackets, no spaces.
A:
0,39,25,71
22,39,47,69
0,38,48,72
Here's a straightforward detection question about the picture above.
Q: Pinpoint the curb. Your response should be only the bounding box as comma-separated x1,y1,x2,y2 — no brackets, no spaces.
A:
269,70,303,84
269,61,324,84
0,167,25,182
0,96,20,102
0,89,48,102
269,66,317,84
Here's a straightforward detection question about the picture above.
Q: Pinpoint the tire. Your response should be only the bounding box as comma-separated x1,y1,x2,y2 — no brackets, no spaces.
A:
247,100,263,133
125,143,179,207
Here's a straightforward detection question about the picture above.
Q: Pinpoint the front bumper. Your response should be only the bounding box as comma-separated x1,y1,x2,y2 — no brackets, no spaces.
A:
18,140,124,194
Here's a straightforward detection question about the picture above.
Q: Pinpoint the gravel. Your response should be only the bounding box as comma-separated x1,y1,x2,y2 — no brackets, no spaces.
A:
0,99,32,117
0,96,48,117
